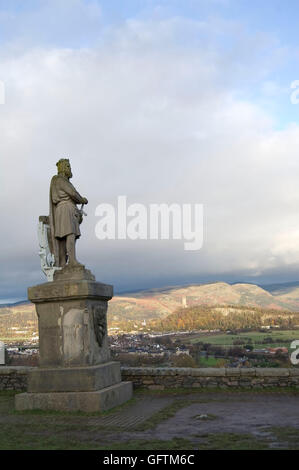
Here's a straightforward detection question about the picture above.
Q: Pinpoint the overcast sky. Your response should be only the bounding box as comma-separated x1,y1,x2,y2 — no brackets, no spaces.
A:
1,0,299,302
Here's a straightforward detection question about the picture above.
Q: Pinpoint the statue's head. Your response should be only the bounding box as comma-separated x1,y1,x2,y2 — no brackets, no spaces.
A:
56,158,72,179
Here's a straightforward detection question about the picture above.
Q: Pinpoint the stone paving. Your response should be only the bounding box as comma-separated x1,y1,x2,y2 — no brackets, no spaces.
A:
80,391,299,446
150,393,299,439
88,396,172,429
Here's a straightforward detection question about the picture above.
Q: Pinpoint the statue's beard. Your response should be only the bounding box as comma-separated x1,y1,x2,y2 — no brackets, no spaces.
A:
62,170,72,179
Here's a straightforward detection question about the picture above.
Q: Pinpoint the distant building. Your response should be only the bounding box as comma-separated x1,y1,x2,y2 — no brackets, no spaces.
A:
176,348,190,356
253,349,268,354
268,347,288,355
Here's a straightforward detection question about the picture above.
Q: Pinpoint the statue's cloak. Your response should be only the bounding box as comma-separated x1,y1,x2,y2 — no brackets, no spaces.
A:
49,175,84,266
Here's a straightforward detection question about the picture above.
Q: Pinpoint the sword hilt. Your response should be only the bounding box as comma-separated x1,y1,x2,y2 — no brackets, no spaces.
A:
80,204,87,217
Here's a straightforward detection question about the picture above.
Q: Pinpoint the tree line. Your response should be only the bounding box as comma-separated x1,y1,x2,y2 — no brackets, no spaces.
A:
150,304,298,332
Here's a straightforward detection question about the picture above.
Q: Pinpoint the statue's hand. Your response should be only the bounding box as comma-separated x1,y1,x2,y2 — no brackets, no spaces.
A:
82,198,88,205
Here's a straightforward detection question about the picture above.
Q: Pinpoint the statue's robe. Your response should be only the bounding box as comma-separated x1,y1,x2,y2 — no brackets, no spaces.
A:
49,175,85,266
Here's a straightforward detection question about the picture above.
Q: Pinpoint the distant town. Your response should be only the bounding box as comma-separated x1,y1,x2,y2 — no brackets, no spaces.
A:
2,326,295,370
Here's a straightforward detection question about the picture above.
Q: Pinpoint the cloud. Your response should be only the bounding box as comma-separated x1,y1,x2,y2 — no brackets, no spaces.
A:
0,10,298,299
0,0,102,48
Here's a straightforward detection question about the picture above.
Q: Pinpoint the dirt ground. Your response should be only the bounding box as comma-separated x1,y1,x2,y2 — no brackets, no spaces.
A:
1,389,299,449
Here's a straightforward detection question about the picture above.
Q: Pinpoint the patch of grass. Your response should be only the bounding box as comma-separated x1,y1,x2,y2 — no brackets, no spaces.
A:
0,390,17,398
0,421,195,450
0,426,99,450
97,438,195,450
195,432,270,450
0,393,16,414
136,386,299,396
135,387,207,396
268,426,299,449
135,399,202,431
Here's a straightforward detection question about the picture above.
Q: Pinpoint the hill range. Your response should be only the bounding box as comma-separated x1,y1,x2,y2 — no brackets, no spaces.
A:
107,281,299,330
2,281,299,338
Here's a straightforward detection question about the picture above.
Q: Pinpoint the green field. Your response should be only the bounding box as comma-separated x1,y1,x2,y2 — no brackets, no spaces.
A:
189,329,299,350
0,336,33,343
197,356,228,367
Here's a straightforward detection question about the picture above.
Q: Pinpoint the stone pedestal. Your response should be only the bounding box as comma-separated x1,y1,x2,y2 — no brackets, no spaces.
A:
15,266,132,412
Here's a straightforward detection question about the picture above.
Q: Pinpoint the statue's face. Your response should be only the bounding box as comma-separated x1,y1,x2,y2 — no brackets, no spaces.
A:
65,161,72,179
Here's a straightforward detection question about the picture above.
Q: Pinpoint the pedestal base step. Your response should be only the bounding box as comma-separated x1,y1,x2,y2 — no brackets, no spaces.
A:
28,362,121,393
15,381,133,413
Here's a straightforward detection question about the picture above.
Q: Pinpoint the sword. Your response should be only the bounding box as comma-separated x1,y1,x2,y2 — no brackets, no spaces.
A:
80,204,87,217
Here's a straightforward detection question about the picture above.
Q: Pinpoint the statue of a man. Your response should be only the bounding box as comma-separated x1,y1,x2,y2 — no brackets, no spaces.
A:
49,159,88,268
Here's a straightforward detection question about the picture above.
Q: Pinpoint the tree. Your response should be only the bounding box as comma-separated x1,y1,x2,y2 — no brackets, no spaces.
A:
171,354,197,368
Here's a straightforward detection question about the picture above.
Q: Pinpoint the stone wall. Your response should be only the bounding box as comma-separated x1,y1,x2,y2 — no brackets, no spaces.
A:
1,366,299,391
121,367,299,390
0,367,31,391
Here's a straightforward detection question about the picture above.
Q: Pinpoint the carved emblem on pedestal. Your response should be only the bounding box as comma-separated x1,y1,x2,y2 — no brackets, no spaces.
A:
92,305,107,347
